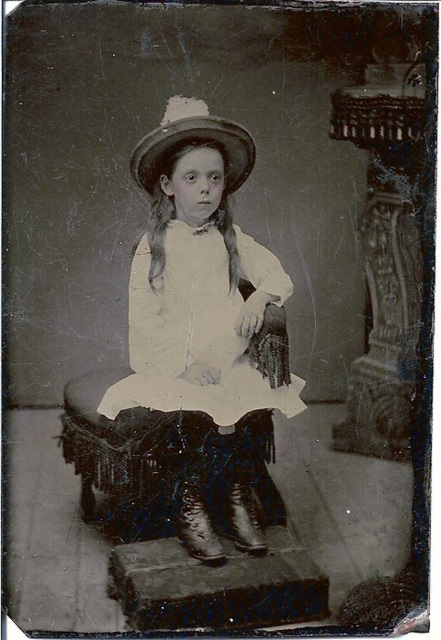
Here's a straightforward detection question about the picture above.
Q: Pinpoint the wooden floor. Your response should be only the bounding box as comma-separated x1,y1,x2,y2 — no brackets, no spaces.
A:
5,405,414,634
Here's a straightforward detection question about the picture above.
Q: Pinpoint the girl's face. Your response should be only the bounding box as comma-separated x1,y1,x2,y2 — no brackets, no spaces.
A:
160,147,225,228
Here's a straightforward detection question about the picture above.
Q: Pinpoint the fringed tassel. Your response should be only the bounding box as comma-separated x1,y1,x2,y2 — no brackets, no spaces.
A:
59,415,163,499
139,456,161,496
248,332,291,389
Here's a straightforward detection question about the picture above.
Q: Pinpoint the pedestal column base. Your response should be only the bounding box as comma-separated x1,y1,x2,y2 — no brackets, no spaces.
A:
333,356,412,461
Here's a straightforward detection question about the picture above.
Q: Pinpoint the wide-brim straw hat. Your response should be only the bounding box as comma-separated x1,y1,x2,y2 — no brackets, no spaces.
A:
131,96,256,195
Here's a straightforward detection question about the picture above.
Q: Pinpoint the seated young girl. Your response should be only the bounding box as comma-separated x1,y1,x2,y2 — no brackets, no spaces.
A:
98,96,306,564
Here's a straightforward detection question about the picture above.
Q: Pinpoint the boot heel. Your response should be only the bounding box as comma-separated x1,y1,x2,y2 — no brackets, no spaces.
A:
234,541,268,557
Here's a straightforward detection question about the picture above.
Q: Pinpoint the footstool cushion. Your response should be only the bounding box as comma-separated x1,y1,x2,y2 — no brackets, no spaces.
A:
108,526,330,631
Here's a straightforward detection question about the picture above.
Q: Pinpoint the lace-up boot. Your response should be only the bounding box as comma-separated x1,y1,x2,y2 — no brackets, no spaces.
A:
224,481,268,556
178,480,226,565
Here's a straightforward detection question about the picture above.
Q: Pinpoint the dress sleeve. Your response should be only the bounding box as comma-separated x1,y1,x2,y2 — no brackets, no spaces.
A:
234,225,294,306
129,234,191,378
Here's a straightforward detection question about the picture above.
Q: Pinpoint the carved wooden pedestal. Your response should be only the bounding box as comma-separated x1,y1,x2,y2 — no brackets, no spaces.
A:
330,67,425,461
327,10,433,629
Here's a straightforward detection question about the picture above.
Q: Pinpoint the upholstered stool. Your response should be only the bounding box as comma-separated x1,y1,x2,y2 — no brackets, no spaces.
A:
60,371,287,535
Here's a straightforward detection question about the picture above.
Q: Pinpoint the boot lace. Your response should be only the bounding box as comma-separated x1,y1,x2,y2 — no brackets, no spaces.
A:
180,485,216,540
230,482,262,530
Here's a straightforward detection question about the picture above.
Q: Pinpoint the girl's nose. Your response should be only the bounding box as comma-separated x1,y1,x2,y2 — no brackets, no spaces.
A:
200,179,209,192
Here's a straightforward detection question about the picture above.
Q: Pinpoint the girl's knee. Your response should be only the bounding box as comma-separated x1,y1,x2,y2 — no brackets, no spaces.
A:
217,424,236,435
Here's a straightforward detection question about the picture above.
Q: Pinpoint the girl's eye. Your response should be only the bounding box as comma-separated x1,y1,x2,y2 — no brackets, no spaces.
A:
186,174,196,182
211,174,222,182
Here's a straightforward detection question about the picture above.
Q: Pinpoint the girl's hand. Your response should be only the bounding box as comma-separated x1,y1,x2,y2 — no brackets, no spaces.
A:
179,362,222,386
235,291,280,339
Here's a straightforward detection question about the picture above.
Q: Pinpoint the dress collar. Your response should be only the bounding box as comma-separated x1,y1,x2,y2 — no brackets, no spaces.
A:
169,219,218,236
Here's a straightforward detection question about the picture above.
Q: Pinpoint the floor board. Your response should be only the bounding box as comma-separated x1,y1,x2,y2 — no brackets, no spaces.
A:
5,412,53,625
4,406,414,633
8,412,84,632
74,524,122,632
271,406,413,617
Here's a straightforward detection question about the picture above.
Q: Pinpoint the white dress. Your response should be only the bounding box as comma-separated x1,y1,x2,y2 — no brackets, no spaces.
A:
97,220,306,426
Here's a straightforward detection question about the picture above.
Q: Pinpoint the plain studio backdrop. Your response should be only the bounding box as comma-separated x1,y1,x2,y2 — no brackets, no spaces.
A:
4,2,368,409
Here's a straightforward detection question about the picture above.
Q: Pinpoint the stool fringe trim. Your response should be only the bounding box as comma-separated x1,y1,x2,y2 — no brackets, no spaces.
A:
59,410,276,496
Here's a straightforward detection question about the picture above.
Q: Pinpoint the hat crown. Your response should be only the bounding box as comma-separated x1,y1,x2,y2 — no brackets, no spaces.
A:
161,96,210,127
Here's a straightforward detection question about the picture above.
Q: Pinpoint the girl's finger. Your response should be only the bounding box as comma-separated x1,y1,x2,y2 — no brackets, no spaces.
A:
254,315,264,334
234,313,244,335
203,370,215,384
242,316,251,338
248,316,258,337
248,316,261,338
235,317,243,336
248,314,260,336
208,368,220,384
237,316,246,338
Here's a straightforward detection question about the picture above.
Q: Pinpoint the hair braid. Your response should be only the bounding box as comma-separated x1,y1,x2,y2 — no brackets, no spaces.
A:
216,199,240,294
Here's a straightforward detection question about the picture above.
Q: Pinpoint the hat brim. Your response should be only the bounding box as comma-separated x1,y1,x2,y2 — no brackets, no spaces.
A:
130,116,256,195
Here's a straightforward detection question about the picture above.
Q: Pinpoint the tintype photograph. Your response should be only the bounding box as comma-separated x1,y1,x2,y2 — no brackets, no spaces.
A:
3,0,436,636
